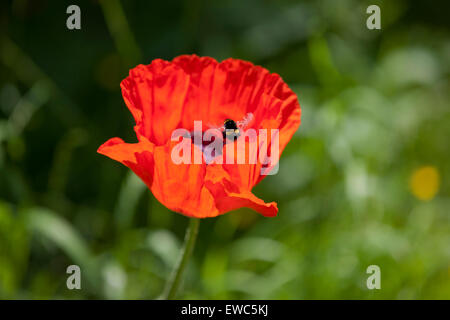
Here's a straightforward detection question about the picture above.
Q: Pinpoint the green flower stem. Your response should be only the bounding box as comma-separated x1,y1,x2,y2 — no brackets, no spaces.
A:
162,218,200,299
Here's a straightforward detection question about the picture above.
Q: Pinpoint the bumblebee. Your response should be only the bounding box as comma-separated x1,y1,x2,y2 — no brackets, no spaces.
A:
223,119,240,140
220,113,254,141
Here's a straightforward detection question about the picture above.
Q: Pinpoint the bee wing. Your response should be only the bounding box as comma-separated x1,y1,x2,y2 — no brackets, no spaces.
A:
237,112,254,129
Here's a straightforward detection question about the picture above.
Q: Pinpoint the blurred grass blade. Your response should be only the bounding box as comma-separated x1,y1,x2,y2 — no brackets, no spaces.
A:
25,207,91,264
308,36,342,87
48,128,88,195
7,81,49,137
100,0,142,66
114,171,147,230
0,37,84,126
0,201,29,298
24,207,101,291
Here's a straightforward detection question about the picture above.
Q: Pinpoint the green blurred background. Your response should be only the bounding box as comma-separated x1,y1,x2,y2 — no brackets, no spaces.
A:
0,0,449,299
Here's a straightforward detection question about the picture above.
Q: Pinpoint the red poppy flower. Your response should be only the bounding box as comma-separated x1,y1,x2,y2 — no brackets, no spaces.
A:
98,55,301,218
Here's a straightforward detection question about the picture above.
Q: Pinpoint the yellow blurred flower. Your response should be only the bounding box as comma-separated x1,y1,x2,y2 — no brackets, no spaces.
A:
410,166,440,201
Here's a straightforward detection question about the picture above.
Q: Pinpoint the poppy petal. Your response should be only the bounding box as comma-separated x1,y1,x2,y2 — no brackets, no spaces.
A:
97,137,154,165
204,163,278,217
149,141,220,218
120,61,190,145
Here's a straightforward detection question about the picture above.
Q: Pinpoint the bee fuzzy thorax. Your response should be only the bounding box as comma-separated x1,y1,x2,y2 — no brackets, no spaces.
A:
222,113,253,140
222,119,240,140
